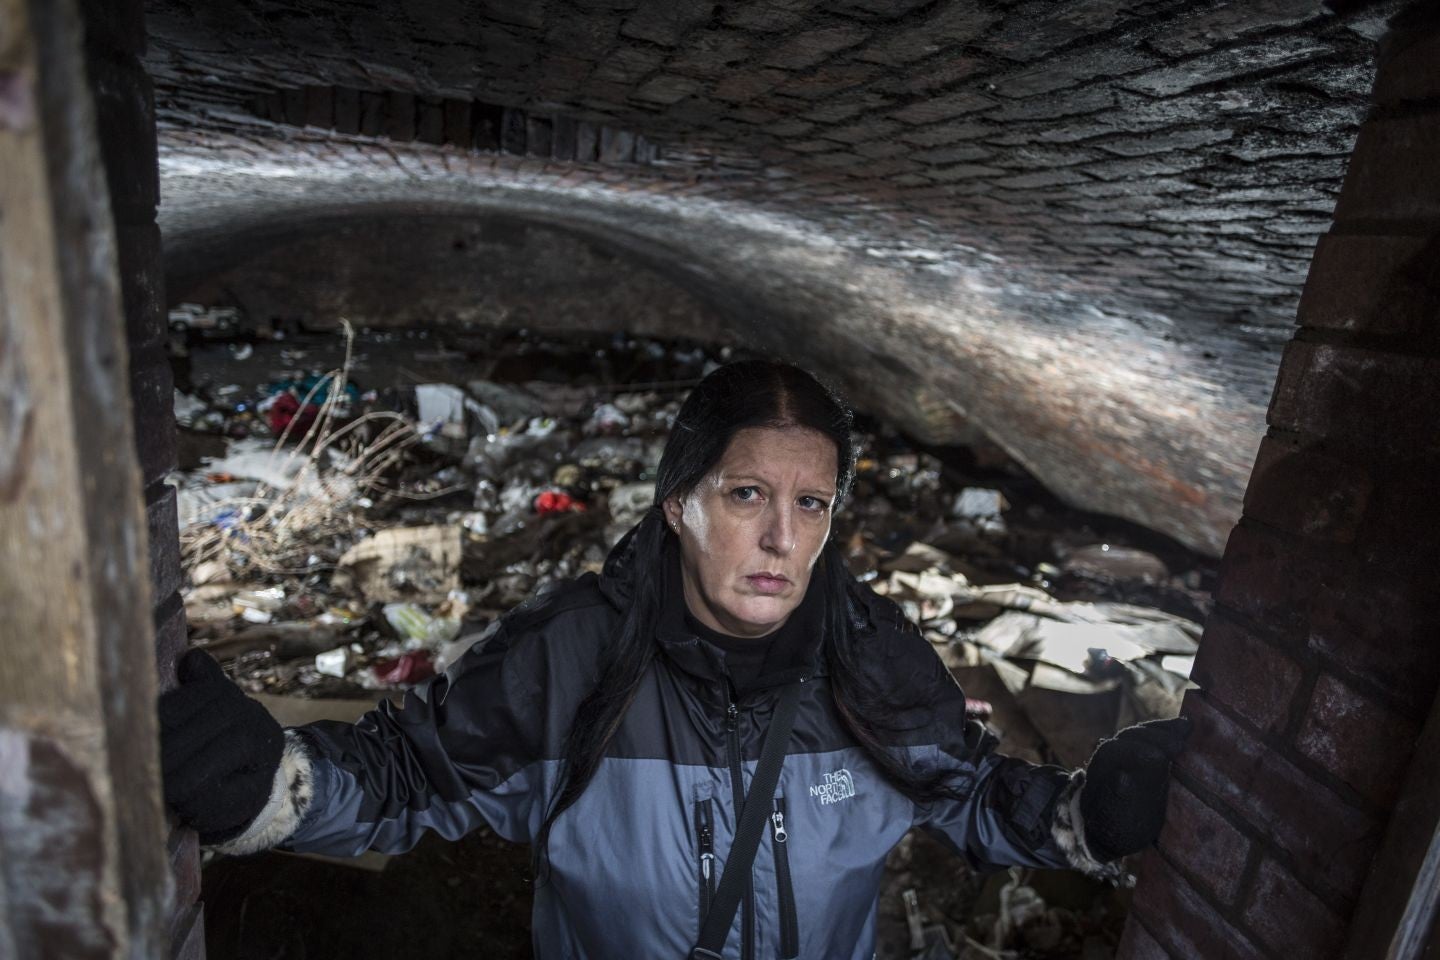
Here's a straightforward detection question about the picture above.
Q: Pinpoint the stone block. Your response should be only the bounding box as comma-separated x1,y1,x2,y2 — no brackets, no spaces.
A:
87,51,158,219
1121,37,1332,97
1094,127,1234,158
997,46,1156,98
775,63,886,101
989,169,1090,190
1333,112,1440,225
1298,233,1440,335
762,24,870,70
823,118,901,145
1148,0,1327,58
525,115,553,156
115,221,166,352
892,90,996,125
1306,556,1440,717
146,482,184,604
1190,613,1305,736
1243,434,1372,543
1156,780,1254,906
1296,673,1421,807
1240,856,1345,959
358,91,386,136
332,86,360,134
714,68,789,103
384,91,417,140
500,108,527,153
718,0,803,32
1268,341,1440,452
129,351,175,486
416,96,446,145
620,0,714,46
1129,853,1268,960
1214,522,1320,632
304,85,334,129
1176,695,1380,900
632,74,702,105
988,0,1136,61
442,98,472,146
154,597,188,688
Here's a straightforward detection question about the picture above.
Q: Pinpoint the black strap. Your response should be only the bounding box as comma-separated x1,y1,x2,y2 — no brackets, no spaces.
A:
689,682,804,960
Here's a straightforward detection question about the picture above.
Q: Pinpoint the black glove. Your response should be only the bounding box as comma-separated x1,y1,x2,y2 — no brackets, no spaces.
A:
159,649,284,844
1079,716,1191,863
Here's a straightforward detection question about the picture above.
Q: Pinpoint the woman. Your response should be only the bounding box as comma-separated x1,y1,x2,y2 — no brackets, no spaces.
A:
160,361,1187,960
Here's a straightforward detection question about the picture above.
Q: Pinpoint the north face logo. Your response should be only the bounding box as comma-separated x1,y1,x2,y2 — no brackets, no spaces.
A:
809,769,856,805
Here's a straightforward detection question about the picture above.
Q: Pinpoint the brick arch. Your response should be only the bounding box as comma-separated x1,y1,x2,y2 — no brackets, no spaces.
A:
159,136,1257,554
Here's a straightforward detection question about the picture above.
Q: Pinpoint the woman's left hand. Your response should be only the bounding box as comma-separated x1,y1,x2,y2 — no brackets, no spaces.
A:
1079,716,1192,862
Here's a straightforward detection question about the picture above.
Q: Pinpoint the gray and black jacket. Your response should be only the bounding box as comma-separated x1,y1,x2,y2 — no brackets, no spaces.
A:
222,536,1115,959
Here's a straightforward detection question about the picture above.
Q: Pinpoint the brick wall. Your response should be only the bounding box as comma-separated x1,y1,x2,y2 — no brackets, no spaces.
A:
78,1,202,957
1119,5,1440,956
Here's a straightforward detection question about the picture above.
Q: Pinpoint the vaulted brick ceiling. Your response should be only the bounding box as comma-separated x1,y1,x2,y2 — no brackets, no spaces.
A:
143,0,1396,554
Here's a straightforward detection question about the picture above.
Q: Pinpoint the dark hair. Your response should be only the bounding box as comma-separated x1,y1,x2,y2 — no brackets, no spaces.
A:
535,361,958,866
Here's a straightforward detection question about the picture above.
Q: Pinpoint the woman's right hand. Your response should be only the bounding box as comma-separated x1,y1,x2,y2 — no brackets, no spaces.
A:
159,648,284,844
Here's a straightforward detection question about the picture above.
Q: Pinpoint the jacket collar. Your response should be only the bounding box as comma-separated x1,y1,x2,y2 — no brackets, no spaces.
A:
599,517,877,694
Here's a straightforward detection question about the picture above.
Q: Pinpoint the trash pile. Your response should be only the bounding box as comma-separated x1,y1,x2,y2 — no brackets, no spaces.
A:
173,323,1207,748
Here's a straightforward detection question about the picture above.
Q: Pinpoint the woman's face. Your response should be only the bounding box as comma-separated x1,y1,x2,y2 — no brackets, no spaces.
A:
663,426,839,639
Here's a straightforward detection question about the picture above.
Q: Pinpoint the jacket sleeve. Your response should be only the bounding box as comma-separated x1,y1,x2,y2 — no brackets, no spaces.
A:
215,613,566,858
850,582,1124,882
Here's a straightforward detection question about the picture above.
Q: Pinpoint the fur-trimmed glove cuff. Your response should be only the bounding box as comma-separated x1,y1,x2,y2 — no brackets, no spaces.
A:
159,649,284,844
1081,716,1191,862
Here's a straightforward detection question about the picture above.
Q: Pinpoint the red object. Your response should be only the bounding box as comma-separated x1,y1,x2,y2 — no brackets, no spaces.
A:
535,490,587,514
267,392,321,436
963,697,994,720
371,650,435,686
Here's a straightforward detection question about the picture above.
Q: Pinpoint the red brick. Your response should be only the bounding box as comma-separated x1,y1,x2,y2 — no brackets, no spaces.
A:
1333,112,1440,225
1296,673,1421,807
1116,919,1173,960
1297,233,1439,336
1306,559,1440,717
1214,523,1322,633
1130,853,1267,960
1357,466,1440,569
1156,780,1254,906
1267,341,1440,453
1191,614,1304,736
1176,695,1381,901
1242,434,1372,543
1240,857,1345,959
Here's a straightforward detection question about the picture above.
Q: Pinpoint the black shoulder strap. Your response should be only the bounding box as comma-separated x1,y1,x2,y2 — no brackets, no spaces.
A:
689,681,804,960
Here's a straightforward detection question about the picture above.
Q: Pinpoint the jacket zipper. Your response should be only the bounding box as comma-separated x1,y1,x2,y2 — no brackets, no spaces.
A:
695,798,715,923
771,796,799,958
726,700,753,960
